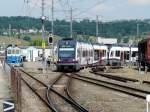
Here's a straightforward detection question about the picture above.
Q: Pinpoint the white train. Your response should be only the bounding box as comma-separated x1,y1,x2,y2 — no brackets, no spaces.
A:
121,46,138,65
56,38,138,71
109,45,122,66
93,44,108,65
57,38,94,71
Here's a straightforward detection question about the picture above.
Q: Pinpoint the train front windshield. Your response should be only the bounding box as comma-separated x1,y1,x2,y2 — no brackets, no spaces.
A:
58,40,76,59
59,51,75,58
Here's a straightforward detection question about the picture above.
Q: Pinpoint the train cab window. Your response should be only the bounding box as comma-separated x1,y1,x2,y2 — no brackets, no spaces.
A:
12,49,15,54
115,51,120,57
132,51,138,57
124,51,129,60
7,50,11,54
103,50,106,57
16,50,20,54
59,51,75,58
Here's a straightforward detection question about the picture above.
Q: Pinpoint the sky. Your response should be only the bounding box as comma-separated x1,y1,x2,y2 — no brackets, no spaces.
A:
1,0,150,21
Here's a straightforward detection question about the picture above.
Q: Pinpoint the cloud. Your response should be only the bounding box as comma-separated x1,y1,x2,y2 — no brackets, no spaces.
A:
128,0,150,5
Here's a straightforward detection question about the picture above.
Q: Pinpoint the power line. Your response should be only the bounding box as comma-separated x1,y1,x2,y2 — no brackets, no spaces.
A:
74,0,106,17
57,0,69,19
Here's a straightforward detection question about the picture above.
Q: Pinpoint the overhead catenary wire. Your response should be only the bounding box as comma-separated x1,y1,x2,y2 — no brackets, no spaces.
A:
74,0,106,17
57,0,69,19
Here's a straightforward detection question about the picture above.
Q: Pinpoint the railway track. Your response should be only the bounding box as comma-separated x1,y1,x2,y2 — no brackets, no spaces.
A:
90,71,139,83
66,73,150,100
20,69,88,112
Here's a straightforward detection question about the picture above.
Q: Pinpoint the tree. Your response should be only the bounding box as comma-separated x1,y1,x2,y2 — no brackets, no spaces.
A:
23,35,31,42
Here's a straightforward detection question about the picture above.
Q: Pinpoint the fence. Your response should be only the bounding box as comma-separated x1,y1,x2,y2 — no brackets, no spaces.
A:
11,67,22,112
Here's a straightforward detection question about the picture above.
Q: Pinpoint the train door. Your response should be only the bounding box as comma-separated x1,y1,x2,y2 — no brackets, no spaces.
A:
94,49,99,64
28,50,33,61
120,51,124,65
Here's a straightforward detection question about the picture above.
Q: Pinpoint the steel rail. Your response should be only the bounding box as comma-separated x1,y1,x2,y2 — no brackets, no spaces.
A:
46,74,63,112
47,73,88,112
90,71,138,83
66,74,146,99
74,74,150,94
21,77,57,112
65,74,88,112
20,69,88,112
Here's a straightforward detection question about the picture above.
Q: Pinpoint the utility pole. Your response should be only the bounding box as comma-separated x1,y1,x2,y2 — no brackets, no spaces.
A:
51,0,54,35
41,0,46,73
137,23,139,38
9,24,11,37
51,0,55,68
9,24,11,46
70,8,73,38
96,15,99,37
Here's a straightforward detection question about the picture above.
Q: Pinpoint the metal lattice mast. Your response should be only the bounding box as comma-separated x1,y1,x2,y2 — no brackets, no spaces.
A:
41,0,46,72
51,0,54,36
70,8,73,38
96,15,99,37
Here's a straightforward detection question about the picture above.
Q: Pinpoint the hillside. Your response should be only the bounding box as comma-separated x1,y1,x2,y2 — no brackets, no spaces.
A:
0,16,150,39
0,36,29,47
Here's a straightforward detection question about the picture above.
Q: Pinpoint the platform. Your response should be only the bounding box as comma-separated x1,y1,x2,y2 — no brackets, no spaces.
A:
0,62,11,112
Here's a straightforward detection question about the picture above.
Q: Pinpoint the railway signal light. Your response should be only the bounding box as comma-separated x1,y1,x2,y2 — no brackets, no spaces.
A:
48,35,53,45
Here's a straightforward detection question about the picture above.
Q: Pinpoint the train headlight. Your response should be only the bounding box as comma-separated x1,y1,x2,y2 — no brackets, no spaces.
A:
73,59,76,61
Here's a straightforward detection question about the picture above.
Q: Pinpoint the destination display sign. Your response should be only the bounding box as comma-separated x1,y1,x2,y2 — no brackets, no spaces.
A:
59,45,74,48
59,48,75,51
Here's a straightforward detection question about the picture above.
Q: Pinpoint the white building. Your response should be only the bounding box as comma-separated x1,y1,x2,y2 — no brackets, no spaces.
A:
19,46,39,62
98,37,117,44
19,46,53,62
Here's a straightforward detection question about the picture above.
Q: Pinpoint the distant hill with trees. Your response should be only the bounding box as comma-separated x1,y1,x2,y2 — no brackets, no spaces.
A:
0,16,150,43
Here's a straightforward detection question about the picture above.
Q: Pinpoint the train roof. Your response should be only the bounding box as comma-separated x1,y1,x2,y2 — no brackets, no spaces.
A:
7,46,20,50
93,44,108,50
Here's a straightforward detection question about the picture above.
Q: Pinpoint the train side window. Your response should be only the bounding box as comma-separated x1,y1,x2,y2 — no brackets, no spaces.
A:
82,50,85,57
94,50,99,60
116,51,120,57
110,51,114,57
124,51,129,60
85,50,87,57
77,49,80,57
132,52,138,57
91,50,93,57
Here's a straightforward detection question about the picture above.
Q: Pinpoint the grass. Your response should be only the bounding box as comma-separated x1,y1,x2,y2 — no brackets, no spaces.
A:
0,36,29,46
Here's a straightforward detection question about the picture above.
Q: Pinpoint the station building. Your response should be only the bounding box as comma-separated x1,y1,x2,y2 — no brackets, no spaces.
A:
97,37,118,44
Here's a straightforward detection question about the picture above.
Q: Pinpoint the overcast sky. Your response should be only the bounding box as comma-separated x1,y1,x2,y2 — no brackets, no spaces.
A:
1,0,150,21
